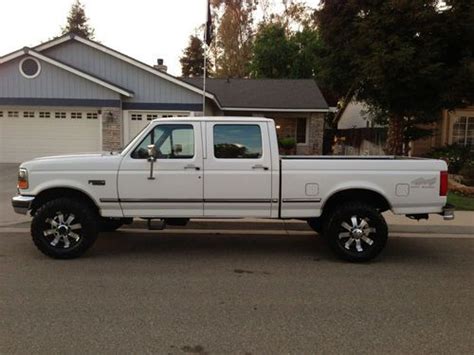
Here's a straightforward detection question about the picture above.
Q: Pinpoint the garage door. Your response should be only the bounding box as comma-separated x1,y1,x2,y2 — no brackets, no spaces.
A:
0,109,101,163
129,111,190,139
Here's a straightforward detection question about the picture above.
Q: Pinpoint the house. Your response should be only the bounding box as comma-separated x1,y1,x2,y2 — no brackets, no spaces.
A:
335,101,386,155
184,78,328,155
336,100,474,156
0,33,329,163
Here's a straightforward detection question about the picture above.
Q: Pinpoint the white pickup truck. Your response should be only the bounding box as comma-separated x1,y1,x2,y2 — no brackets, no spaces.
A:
12,117,454,261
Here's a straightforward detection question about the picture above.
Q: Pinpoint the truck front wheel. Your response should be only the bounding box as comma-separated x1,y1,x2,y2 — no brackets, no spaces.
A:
324,202,388,262
31,198,98,259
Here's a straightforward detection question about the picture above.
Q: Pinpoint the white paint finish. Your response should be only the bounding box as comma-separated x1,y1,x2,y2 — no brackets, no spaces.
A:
281,158,447,218
16,117,449,221
203,121,273,217
117,121,203,217
0,109,101,163
19,153,123,216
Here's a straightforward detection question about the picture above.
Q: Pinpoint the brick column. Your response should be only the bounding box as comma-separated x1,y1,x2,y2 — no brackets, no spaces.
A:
307,113,325,155
101,107,122,151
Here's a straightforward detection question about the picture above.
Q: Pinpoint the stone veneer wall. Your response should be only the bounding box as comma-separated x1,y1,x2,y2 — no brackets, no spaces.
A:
298,112,325,155
274,113,325,155
101,107,122,151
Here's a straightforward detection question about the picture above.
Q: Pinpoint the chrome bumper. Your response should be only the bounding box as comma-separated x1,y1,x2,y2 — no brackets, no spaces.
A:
11,195,35,215
441,203,455,221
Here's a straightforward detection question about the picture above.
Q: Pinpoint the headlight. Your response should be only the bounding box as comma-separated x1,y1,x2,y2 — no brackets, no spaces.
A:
17,168,28,190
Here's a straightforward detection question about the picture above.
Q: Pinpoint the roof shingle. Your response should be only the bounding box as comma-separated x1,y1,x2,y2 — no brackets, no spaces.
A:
183,78,328,110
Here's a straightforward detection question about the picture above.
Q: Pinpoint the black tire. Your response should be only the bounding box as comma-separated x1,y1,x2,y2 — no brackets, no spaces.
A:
31,198,98,259
99,218,124,232
307,217,323,234
324,202,388,262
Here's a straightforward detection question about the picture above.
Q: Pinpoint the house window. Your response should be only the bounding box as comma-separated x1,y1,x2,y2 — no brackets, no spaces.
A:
23,111,35,118
147,114,158,121
131,114,142,121
452,116,474,146
8,111,19,118
296,118,307,144
55,112,66,119
71,112,82,119
19,57,41,79
39,112,50,118
87,112,98,119
0,111,3,118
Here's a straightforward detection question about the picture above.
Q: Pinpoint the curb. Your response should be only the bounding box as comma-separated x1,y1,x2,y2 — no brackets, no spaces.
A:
1,219,472,235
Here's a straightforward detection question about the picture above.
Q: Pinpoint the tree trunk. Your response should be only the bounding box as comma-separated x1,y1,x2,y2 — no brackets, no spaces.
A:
385,116,405,155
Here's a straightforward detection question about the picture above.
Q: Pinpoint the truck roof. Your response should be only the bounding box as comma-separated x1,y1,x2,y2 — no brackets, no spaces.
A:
151,116,274,123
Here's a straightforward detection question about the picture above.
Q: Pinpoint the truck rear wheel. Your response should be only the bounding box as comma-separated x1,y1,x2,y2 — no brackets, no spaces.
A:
324,202,388,262
31,198,98,259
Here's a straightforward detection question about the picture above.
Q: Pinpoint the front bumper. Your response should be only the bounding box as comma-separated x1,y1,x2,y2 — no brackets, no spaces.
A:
441,203,455,221
11,195,35,215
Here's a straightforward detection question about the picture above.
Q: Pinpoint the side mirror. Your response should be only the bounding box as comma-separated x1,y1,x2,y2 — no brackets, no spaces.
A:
147,144,157,161
147,144,157,180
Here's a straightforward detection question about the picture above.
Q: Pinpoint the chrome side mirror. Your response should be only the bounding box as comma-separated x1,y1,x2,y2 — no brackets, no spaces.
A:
147,144,157,161
147,144,156,180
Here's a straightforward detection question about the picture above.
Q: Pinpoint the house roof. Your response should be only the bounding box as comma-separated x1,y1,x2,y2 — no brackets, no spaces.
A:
183,78,329,112
0,47,134,97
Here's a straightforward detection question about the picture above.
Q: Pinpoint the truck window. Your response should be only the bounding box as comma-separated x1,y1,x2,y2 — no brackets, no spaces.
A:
131,124,194,159
213,124,262,159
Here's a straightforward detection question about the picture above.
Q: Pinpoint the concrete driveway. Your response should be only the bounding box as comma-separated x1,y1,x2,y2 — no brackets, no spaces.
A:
0,163,30,226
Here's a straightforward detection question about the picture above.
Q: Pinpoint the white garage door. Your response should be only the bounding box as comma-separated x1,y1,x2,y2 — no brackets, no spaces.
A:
0,109,101,163
128,111,190,139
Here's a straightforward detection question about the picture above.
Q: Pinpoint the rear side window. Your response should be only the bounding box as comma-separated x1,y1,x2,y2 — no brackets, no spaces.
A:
213,124,262,159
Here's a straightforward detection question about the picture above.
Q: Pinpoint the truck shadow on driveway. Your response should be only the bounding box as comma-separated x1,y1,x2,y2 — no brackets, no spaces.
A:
86,231,458,265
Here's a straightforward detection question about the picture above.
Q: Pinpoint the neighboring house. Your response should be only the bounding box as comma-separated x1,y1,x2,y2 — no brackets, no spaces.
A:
0,33,329,163
336,100,474,156
412,107,474,155
335,101,386,155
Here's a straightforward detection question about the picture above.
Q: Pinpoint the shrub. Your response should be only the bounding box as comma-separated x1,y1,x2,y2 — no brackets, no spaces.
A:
279,137,297,149
426,144,473,174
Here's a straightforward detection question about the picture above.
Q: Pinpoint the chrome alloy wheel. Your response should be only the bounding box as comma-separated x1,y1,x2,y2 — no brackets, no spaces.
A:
43,212,82,249
338,215,376,252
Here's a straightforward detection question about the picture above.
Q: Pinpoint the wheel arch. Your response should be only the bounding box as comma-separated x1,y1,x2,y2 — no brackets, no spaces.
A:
322,188,391,215
31,187,100,215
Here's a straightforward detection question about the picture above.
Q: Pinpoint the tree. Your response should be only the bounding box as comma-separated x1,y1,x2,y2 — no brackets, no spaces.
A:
317,0,474,155
62,0,95,39
251,23,294,78
180,35,211,77
212,0,257,78
251,23,323,80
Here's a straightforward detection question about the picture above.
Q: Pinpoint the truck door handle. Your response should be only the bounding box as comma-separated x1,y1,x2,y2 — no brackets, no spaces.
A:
184,164,200,171
252,164,269,171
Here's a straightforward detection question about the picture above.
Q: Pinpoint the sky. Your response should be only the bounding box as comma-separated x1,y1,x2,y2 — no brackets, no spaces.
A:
0,0,320,76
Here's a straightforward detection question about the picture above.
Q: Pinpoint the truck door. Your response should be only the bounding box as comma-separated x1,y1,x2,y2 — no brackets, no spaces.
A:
203,121,273,217
117,122,204,217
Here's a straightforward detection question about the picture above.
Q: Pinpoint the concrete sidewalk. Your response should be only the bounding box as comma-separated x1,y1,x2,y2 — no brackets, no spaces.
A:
5,213,471,235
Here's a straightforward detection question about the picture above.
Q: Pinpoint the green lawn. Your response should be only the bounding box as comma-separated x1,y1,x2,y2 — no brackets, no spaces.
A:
447,192,474,211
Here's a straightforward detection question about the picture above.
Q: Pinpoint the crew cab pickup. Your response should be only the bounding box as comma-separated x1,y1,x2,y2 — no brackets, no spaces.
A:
12,117,454,261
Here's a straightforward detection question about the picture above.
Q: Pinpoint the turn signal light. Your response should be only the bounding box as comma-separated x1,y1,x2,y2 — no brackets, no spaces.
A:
17,168,28,190
440,171,448,196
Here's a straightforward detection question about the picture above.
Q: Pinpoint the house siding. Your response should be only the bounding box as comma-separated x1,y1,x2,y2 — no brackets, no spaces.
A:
0,56,119,101
43,41,203,105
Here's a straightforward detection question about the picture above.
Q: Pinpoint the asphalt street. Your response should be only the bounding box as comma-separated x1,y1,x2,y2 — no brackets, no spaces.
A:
1,228,473,354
